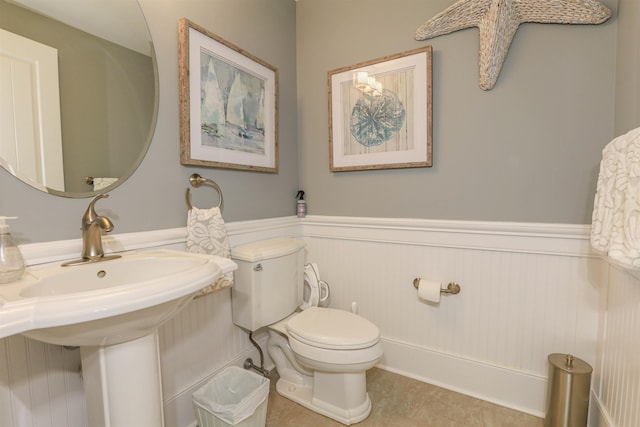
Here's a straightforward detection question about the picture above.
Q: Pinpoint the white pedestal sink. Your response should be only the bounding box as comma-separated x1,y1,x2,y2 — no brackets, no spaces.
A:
0,249,236,427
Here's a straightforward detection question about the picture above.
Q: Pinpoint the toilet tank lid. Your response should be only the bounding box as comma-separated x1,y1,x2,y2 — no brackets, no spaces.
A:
232,237,305,262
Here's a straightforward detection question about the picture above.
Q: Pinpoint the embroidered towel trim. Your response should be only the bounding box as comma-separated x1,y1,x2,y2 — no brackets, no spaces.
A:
591,126,640,268
187,206,233,296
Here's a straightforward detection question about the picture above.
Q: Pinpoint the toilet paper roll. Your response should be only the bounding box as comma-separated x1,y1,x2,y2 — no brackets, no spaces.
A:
417,279,441,303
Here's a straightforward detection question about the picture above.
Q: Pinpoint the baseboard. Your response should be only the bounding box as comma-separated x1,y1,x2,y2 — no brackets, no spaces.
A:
377,338,547,418
589,390,614,427
172,336,549,426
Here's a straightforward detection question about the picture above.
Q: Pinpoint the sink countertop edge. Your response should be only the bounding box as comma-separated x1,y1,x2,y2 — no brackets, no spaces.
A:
0,249,238,340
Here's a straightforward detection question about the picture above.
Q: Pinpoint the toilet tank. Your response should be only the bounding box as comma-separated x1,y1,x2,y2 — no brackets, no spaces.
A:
231,237,305,331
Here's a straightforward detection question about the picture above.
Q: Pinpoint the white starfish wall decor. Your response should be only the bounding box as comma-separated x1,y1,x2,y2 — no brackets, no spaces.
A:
415,0,612,90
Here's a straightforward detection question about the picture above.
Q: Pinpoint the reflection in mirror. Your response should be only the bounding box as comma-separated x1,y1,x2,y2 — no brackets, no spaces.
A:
0,0,158,197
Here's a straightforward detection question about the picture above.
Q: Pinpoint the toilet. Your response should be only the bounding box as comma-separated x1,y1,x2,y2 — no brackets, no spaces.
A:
231,237,383,425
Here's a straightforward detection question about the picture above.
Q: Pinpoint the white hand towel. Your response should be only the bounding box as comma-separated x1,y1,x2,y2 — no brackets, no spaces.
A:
93,177,118,191
187,206,233,296
591,126,640,268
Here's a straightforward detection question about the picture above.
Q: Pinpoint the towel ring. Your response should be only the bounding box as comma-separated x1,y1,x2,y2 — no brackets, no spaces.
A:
186,173,224,211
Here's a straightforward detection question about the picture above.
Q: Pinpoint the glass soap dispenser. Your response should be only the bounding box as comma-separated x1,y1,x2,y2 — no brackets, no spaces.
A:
0,216,25,284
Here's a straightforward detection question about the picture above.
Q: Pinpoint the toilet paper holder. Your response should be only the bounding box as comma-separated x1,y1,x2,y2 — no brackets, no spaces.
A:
413,278,461,295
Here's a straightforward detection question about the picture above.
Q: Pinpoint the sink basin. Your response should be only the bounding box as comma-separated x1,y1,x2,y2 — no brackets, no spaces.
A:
20,256,211,297
0,248,237,346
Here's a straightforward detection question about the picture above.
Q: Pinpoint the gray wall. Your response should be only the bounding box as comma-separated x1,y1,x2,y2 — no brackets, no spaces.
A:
0,0,298,244
0,0,625,245
297,0,618,224
614,0,640,135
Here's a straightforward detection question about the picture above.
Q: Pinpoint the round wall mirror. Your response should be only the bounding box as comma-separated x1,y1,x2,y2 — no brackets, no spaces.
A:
0,0,158,197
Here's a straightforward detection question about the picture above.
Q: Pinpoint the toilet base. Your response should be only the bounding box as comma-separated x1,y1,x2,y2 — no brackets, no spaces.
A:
275,373,372,425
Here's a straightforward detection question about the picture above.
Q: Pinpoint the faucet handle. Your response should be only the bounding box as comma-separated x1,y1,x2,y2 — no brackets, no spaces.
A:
83,194,109,223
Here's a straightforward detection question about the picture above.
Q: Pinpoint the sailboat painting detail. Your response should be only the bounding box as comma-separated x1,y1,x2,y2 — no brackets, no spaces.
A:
200,51,266,154
179,18,278,172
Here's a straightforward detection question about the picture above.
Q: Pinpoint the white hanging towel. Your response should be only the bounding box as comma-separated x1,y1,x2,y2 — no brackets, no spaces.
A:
186,206,234,296
93,177,118,191
591,126,640,268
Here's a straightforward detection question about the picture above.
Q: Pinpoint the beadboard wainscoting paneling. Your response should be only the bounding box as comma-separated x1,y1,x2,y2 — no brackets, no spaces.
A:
0,216,638,427
590,264,640,427
301,216,603,417
0,336,87,427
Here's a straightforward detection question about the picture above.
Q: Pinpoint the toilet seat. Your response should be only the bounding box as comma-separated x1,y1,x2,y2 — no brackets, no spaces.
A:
286,307,380,350
288,335,383,368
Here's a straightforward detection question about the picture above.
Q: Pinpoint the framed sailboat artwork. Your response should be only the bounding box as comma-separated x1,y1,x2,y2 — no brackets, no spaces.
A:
179,18,278,172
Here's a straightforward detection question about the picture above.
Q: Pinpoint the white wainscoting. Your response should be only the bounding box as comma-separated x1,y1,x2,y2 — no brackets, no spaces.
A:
301,216,603,418
590,264,640,427
1,215,637,427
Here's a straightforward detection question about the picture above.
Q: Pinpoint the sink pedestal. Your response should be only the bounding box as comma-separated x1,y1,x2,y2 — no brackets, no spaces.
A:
81,332,164,426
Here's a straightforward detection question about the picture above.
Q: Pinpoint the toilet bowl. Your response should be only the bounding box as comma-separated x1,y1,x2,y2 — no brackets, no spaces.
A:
267,307,382,425
231,237,383,425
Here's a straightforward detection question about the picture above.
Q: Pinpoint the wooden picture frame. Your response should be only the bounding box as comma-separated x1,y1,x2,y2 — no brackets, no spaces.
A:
328,46,432,172
179,18,278,172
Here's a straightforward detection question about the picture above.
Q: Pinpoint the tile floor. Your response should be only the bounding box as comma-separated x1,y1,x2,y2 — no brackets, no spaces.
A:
266,368,544,426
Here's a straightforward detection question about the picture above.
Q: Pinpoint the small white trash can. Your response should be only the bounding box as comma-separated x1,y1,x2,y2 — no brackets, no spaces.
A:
193,366,269,427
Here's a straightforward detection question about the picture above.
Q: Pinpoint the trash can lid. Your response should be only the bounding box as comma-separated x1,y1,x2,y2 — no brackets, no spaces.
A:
548,353,592,374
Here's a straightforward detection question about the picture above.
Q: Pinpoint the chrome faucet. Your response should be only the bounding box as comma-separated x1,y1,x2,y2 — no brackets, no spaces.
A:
62,194,121,266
